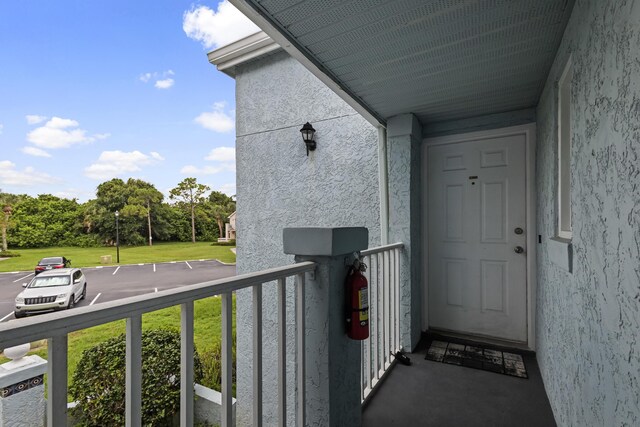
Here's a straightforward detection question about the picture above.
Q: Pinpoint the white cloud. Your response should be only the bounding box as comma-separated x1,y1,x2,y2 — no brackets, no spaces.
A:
150,151,164,161
140,70,175,89
53,188,94,202
180,165,225,175
195,102,234,133
139,73,152,83
26,116,108,149
84,150,164,180
0,124,3,134
183,1,260,50
26,115,47,125
182,146,236,177
205,146,235,162
155,78,174,89
22,146,51,158
217,183,236,196
0,160,60,186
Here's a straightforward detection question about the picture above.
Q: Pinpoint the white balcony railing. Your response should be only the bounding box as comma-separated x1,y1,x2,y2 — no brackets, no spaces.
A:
0,262,316,427
360,242,404,403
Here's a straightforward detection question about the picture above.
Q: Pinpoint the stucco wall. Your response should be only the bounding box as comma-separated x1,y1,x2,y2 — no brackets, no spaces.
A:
234,50,380,425
536,1,640,425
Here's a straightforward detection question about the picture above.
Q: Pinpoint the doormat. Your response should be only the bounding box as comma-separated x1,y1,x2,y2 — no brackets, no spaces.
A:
425,340,528,379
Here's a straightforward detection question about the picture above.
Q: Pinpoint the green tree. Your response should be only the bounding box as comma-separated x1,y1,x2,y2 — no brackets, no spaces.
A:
120,179,164,246
206,191,236,239
9,195,82,248
0,191,22,252
169,178,210,243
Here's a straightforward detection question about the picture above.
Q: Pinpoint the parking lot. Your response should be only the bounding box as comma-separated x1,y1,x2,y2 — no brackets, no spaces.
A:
0,259,236,322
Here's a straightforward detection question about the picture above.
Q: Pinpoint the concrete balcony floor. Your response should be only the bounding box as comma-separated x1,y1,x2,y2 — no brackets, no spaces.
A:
362,335,556,427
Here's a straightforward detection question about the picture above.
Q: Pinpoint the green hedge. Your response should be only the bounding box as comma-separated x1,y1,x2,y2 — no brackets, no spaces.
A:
70,329,203,426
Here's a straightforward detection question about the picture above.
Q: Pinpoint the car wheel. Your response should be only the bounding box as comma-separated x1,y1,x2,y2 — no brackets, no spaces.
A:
67,295,75,309
14,311,26,319
81,284,87,300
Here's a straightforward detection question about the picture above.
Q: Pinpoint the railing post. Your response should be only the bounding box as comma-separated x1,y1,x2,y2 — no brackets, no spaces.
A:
47,335,68,427
221,292,233,427
181,301,194,427
283,227,369,427
126,315,142,427
277,278,287,427
252,284,263,427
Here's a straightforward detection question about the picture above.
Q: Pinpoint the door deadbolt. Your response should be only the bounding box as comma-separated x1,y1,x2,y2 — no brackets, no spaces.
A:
514,227,524,235
514,246,525,254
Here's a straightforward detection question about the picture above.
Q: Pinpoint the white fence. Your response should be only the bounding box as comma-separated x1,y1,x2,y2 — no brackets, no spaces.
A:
360,242,404,403
0,262,316,427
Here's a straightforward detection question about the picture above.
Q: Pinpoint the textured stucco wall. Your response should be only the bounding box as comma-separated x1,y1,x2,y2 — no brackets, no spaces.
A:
387,114,423,350
536,1,640,425
234,50,380,426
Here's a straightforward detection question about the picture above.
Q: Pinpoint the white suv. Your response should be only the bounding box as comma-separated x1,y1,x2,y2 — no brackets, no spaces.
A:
14,268,87,318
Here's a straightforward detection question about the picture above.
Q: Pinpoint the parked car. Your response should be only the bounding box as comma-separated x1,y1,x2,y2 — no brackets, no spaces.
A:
14,268,87,318
34,256,71,275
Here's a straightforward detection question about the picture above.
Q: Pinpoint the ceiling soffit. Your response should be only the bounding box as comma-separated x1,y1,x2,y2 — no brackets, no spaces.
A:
233,0,575,126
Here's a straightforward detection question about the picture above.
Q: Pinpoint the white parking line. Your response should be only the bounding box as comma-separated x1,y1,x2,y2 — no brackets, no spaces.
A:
95,266,103,269
185,261,192,270
90,293,101,305
13,273,33,283
112,266,120,275
0,312,14,322
153,264,156,273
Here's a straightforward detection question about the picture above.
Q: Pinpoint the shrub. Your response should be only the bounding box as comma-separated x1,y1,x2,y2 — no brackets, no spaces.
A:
0,251,20,258
70,329,203,426
211,239,235,247
199,342,236,395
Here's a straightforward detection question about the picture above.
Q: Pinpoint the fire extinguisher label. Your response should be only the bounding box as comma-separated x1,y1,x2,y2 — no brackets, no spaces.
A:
358,288,369,322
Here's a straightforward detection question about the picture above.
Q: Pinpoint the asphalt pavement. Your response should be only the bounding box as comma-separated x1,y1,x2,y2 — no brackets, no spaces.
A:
0,259,236,322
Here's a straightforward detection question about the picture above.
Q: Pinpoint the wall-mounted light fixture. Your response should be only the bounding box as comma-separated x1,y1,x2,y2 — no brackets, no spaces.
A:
300,122,316,156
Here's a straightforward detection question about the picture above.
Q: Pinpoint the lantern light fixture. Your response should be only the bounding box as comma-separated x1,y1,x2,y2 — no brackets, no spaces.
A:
300,122,316,156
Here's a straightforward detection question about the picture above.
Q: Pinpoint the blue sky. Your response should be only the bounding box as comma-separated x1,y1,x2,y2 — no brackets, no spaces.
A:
0,1,259,201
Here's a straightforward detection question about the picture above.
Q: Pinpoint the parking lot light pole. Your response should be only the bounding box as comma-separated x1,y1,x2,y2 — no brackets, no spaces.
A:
115,210,120,264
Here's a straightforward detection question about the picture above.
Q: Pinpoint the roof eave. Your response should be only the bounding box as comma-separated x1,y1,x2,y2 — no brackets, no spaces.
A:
208,31,281,78
228,0,386,127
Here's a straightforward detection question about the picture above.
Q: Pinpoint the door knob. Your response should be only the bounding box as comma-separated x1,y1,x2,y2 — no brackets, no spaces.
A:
514,246,525,254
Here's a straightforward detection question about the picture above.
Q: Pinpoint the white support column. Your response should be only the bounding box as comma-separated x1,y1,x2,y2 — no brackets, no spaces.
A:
283,227,369,427
181,301,194,427
126,315,142,427
47,335,67,427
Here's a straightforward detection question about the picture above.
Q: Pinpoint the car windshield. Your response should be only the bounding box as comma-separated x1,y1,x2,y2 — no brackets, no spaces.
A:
40,257,63,265
29,276,70,288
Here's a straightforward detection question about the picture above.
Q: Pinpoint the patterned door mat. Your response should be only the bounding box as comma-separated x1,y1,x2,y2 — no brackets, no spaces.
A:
425,340,528,378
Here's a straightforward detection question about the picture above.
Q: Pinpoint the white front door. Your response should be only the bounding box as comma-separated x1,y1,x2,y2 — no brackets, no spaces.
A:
427,134,527,342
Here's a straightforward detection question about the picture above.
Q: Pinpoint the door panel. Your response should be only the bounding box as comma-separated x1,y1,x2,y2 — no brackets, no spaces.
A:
428,135,527,342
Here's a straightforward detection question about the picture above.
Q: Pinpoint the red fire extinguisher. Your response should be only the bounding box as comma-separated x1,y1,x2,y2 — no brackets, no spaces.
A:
346,259,369,340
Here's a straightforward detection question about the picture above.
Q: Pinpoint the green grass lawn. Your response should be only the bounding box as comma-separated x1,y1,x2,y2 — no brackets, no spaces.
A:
2,295,236,401
0,241,236,272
